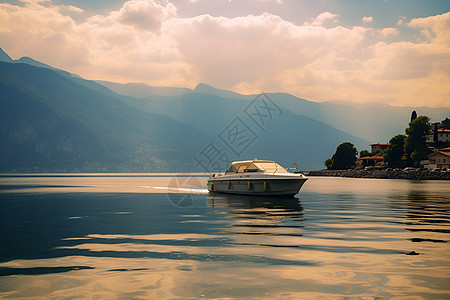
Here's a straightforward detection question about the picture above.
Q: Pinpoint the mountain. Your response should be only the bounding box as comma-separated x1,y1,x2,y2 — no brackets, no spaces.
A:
15,57,64,73
194,83,250,100
115,92,369,170
97,81,247,99
179,84,450,144
0,61,211,172
0,50,75,77
98,81,450,144
0,48,13,63
2,47,447,172
96,80,193,98
0,55,368,171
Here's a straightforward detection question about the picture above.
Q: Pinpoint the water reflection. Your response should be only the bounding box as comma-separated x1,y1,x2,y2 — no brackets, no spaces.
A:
207,193,303,211
404,190,450,246
386,189,450,240
207,194,304,239
0,176,449,298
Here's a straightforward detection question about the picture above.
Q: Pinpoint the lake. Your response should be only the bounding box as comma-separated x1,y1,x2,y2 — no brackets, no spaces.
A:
0,174,449,299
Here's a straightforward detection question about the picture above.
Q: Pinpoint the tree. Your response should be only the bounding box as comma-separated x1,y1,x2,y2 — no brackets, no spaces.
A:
325,158,333,170
326,142,358,170
442,118,450,129
383,134,406,167
410,110,417,123
359,150,373,158
404,116,431,166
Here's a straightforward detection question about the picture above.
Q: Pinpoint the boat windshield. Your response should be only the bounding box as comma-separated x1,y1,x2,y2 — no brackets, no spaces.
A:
225,161,289,174
248,162,289,174
225,165,237,174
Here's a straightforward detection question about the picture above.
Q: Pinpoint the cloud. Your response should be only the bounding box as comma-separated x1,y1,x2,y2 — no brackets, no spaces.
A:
0,1,449,107
0,1,89,67
304,12,339,26
115,0,176,31
17,0,50,3
58,5,84,13
167,13,367,89
397,16,406,26
362,16,373,23
256,0,283,3
379,27,398,37
408,11,450,44
188,0,283,3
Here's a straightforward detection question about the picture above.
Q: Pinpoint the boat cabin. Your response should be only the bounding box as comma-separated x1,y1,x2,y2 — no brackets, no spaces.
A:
225,159,289,174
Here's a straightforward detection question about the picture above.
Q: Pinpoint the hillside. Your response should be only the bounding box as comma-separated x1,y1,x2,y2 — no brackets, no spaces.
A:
185,85,450,144
115,92,369,170
102,81,450,144
2,47,447,172
0,61,210,172
96,81,193,98
0,58,369,171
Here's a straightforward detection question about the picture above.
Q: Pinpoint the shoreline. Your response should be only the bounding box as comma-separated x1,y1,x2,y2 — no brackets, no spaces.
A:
302,169,450,180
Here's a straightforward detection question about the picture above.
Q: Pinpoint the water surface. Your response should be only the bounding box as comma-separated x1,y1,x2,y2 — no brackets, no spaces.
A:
0,175,449,299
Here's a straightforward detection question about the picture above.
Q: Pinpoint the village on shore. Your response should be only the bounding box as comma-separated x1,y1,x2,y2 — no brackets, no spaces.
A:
307,112,450,180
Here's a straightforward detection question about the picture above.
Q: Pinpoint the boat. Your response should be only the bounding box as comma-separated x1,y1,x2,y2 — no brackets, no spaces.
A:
207,159,307,197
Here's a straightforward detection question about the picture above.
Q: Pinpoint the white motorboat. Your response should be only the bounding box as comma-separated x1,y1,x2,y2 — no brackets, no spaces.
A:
207,159,307,197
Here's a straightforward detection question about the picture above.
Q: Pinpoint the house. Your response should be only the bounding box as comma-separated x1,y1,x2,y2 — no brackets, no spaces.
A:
437,129,450,143
357,156,385,167
370,143,390,154
423,147,450,169
426,128,450,144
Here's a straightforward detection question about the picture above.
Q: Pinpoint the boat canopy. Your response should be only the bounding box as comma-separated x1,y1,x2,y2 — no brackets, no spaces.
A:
225,159,289,174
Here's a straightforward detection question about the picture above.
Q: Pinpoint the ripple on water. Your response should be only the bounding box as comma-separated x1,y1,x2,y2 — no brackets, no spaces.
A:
0,175,449,298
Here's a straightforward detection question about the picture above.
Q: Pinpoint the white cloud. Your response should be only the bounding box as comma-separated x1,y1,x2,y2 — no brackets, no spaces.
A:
17,0,50,3
304,12,339,26
255,0,283,3
397,16,406,26
0,1,449,107
58,5,84,13
408,11,450,44
114,0,176,31
166,13,367,89
362,16,373,23
379,27,399,37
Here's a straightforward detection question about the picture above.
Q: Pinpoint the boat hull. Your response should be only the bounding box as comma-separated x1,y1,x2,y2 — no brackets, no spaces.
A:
207,177,307,197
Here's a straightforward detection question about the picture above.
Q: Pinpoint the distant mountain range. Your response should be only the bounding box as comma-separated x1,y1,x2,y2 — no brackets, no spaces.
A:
1,48,448,172
0,51,209,172
100,80,449,144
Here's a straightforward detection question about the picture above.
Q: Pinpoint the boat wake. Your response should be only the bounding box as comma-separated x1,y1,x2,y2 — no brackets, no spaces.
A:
141,186,209,194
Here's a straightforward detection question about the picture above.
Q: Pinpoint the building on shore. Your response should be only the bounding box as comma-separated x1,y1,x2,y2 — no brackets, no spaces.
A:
421,147,450,170
370,143,390,154
426,128,450,144
357,156,385,168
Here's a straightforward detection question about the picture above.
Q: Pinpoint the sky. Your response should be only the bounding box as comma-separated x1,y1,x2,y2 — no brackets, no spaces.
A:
1,0,449,107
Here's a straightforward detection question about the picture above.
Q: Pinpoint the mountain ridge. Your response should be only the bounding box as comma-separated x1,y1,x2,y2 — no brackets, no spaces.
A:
97,78,449,143
96,80,194,98
0,60,211,172
1,47,448,172
0,48,13,62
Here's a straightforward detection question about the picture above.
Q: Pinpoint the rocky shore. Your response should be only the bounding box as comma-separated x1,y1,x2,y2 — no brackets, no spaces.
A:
302,169,450,180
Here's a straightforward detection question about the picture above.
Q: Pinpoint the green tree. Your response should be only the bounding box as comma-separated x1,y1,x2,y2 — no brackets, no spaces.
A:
442,118,450,129
383,134,406,167
359,150,373,158
326,142,358,170
325,158,333,170
404,116,431,166
410,110,417,123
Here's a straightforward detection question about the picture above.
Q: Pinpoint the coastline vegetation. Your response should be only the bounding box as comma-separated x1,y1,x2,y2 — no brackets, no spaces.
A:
325,142,358,170
325,112,448,170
